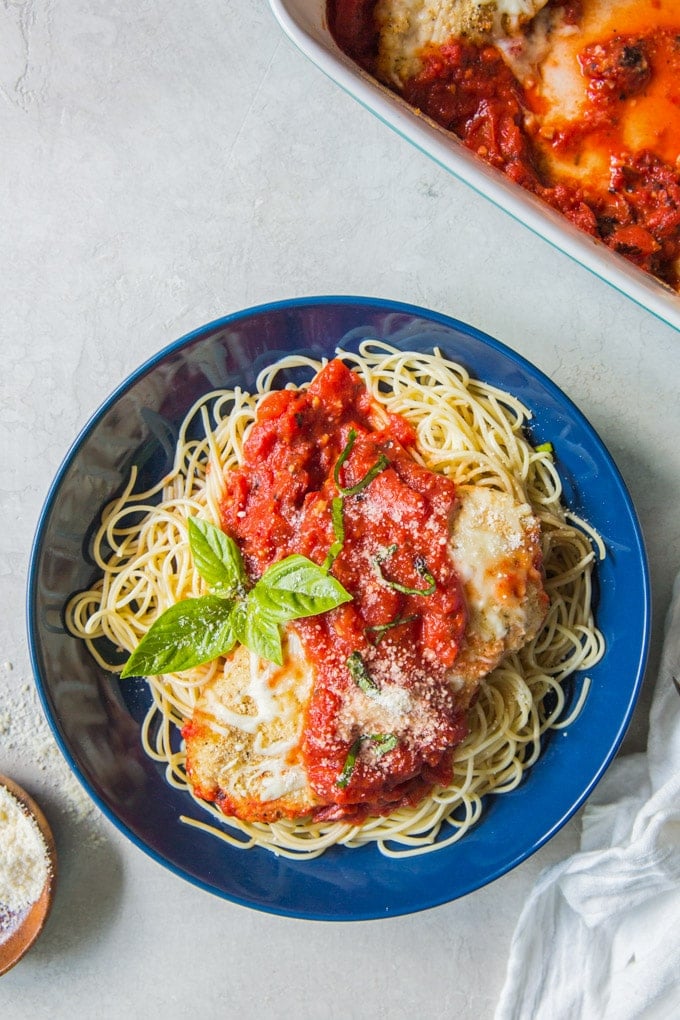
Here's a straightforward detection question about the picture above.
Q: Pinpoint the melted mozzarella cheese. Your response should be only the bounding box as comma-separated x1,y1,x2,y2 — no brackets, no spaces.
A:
184,629,318,818
521,0,680,189
447,485,547,691
375,0,550,85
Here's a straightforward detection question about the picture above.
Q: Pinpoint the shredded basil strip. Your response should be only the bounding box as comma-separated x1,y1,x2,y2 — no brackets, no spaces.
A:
373,545,437,596
366,613,418,644
372,733,399,755
346,651,380,696
324,429,390,573
336,733,398,789
336,737,362,789
333,428,357,485
333,427,389,497
322,496,346,572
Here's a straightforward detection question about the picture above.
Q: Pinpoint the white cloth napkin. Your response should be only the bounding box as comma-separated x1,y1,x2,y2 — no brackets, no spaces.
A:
495,573,680,1020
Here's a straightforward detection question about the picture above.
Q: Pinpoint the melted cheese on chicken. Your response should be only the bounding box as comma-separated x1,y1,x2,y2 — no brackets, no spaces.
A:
517,0,680,192
375,0,550,85
184,486,548,822
183,630,320,822
447,485,548,701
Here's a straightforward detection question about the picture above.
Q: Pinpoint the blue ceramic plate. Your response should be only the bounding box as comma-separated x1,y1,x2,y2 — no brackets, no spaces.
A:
27,297,650,920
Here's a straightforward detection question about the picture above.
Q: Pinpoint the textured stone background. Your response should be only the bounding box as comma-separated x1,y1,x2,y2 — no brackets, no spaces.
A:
1,2,679,1016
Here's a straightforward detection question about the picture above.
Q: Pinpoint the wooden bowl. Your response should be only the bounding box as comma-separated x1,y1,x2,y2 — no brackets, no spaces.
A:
0,774,57,976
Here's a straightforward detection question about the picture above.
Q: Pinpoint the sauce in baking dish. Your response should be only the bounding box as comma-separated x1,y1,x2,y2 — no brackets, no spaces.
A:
328,0,680,290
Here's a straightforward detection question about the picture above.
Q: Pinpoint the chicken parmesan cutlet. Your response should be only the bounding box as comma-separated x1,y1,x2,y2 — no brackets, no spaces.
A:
183,359,549,824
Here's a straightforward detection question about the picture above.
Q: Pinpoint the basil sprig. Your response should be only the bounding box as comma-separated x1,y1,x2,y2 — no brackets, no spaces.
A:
336,733,398,789
120,518,352,677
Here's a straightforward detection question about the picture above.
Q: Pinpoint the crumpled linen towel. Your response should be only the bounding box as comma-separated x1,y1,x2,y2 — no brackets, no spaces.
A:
495,573,680,1020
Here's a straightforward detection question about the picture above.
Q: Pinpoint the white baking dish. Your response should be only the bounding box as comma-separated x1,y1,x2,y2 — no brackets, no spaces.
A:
269,0,680,333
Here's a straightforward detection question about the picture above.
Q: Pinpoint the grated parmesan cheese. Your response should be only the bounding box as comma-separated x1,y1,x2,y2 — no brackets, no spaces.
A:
0,785,50,916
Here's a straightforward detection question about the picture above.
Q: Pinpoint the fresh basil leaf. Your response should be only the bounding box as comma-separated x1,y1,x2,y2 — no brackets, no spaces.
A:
188,517,247,596
122,522,352,676
228,597,248,643
120,594,238,678
235,595,283,665
255,554,352,622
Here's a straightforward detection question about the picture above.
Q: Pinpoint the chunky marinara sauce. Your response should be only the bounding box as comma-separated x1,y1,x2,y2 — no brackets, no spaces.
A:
220,360,468,820
328,0,680,289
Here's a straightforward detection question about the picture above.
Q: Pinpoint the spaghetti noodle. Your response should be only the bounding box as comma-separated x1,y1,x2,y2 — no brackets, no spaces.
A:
66,342,604,858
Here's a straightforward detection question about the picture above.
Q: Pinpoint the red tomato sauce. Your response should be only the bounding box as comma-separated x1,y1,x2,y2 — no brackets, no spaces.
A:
220,360,468,821
327,0,680,289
